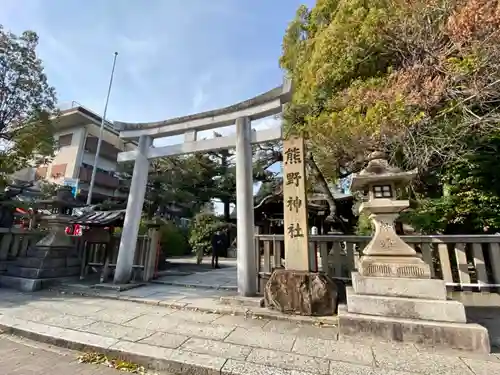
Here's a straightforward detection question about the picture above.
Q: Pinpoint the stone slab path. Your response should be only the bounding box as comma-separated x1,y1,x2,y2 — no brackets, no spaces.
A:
0,332,131,374
153,264,237,291
0,288,499,374
52,280,339,327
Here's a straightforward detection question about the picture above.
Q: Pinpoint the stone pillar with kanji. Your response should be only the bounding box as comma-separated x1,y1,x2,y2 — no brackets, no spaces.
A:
338,152,490,353
264,136,338,316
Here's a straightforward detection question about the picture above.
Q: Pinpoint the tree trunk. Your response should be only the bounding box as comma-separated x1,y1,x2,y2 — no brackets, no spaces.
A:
306,153,337,217
307,152,347,232
223,199,231,222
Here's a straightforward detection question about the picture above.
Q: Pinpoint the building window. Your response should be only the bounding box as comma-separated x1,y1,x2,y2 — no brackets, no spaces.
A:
51,164,67,178
36,166,48,179
58,133,73,148
82,163,115,176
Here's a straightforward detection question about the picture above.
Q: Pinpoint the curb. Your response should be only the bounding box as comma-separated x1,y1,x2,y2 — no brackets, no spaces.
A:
149,280,237,291
0,315,324,375
0,318,224,375
51,287,339,327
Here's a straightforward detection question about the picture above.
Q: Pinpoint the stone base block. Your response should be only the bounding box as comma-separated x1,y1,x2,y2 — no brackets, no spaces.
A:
338,305,490,353
16,257,66,269
220,295,265,308
92,283,145,291
258,272,271,295
7,265,80,279
26,247,71,259
0,261,11,275
346,287,466,323
264,269,338,316
351,272,447,300
0,275,79,292
358,257,431,279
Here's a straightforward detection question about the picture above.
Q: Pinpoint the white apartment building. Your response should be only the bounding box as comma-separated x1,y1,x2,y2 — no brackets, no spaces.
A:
13,103,136,203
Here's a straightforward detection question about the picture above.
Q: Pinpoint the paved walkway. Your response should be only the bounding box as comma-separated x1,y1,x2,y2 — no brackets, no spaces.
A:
0,288,499,374
153,257,237,291
0,333,126,374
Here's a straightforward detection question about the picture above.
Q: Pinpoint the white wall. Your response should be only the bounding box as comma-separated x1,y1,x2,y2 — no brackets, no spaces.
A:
47,127,86,183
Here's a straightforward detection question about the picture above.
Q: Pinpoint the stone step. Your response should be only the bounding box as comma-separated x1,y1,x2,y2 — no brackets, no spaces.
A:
346,287,466,323
150,279,237,291
0,261,14,275
337,304,490,353
351,272,447,300
219,295,265,308
0,315,305,375
7,265,80,279
26,247,75,259
0,275,79,292
16,257,80,269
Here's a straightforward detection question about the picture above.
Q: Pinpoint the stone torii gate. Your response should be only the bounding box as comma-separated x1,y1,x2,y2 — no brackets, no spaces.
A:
112,79,291,296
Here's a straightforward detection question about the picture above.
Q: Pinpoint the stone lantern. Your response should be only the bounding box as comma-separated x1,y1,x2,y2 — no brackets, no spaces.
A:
349,151,429,278
35,186,84,248
1,186,84,291
337,152,490,354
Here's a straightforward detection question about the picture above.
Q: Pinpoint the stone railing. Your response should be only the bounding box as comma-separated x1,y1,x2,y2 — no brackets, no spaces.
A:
255,234,500,292
0,228,46,261
0,227,156,284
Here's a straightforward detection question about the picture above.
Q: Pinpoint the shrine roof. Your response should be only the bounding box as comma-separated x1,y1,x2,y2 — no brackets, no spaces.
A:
71,210,126,226
230,180,353,219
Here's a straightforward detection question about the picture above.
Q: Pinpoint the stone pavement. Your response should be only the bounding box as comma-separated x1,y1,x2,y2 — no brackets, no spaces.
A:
0,288,499,374
153,261,237,291
52,279,338,327
0,333,127,374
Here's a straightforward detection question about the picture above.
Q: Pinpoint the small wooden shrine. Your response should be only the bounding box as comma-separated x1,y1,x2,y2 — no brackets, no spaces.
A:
236,178,356,234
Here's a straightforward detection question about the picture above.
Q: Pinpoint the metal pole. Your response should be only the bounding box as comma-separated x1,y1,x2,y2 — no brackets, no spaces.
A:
86,52,118,205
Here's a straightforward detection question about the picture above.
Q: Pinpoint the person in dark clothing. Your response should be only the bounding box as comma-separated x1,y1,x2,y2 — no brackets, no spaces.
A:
211,230,224,269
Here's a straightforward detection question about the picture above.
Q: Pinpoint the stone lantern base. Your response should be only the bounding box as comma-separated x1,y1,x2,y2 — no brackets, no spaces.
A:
338,272,490,353
0,215,80,292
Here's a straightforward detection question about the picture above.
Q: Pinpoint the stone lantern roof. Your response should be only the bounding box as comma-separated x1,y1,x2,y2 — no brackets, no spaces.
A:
350,152,417,192
35,186,85,215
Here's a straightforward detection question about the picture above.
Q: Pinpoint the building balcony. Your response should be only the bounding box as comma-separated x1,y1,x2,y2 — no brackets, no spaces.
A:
79,167,119,189
85,136,119,161
117,177,131,192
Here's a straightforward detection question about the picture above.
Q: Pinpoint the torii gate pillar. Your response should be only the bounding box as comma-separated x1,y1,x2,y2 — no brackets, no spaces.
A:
114,135,152,284
235,117,257,296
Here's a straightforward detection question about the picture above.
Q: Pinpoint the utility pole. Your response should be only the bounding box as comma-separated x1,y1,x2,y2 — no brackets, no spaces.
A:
86,52,118,205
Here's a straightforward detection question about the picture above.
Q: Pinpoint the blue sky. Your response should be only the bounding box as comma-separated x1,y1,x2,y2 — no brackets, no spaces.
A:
0,0,312,132
0,0,314,212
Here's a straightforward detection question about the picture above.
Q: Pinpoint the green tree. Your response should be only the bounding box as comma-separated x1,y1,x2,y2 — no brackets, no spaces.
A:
118,153,219,219
404,135,500,234
281,0,500,177
0,26,57,186
281,0,500,233
210,136,283,222
209,133,236,222
188,212,225,264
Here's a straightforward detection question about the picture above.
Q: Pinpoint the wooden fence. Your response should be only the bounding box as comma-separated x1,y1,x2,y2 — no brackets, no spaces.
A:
255,234,500,292
81,234,153,282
